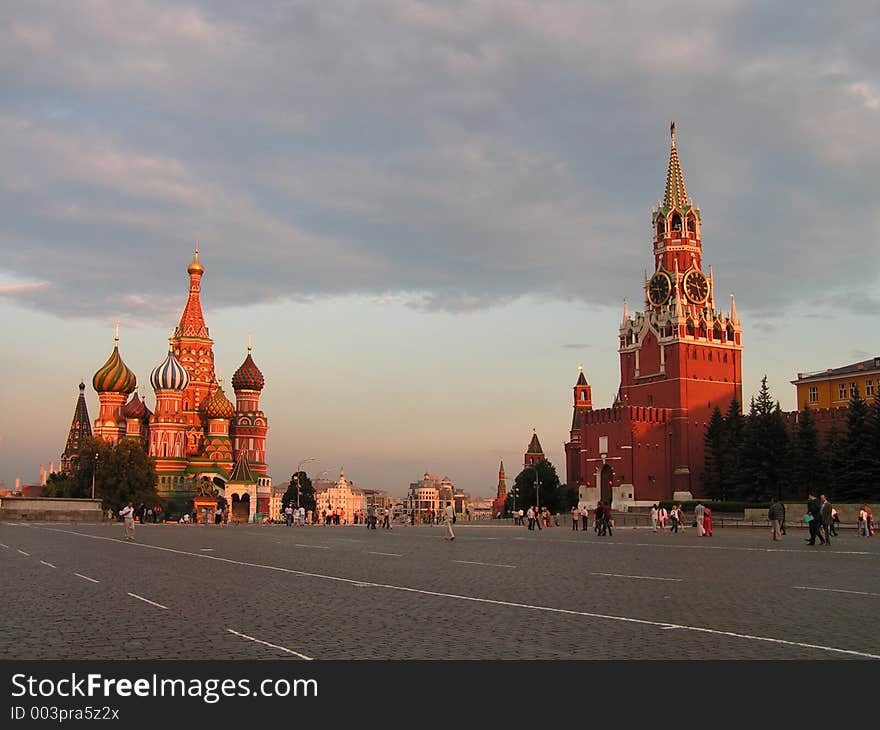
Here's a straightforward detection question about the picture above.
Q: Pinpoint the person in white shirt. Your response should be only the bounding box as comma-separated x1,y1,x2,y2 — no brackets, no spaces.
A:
650,504,659,531
581,505,589,532
119,502,135,541
444,503,456,541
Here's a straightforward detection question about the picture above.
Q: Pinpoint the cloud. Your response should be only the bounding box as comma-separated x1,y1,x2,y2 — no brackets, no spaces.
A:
561,343,593,349
0,1,878,322
0,282,47,295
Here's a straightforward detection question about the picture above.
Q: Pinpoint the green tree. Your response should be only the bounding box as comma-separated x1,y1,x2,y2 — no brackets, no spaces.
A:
839,388,874,501
282,471,315,511
722,399,744,501
788,405,825,500
736,377,789,501
824,425,847,498
869,391,880,498
507,459,567,513
702,407,727,500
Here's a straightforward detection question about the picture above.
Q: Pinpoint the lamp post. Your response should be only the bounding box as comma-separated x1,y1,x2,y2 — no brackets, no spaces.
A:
91,452,98,500
295,457,317,509
526,464,541,513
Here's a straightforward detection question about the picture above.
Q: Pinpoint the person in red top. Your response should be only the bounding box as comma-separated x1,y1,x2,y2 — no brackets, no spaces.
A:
602,501,613,537
703,507,713,537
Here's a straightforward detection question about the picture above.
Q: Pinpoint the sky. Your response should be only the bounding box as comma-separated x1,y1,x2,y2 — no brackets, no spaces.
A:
1,1,878,497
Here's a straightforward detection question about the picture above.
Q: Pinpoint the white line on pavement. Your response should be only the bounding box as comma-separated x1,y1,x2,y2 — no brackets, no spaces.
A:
295,544,330,549
127,592,168,610
33,526,880,660
366,552,403,557
0,543,8,548
590,572,682,582
17,549,30,556
74,573,100,584
199,548,214,551
226,629,313,660
793,586,880,598
40,560,57,569
453,560,516,569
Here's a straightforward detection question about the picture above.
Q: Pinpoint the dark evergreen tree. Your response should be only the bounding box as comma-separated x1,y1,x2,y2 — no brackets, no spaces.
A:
722,399,744,501
840,389,874,501
702,407,726,500
824,425,847,499
788,406,825,500
282,471,315,511
736,377,789,501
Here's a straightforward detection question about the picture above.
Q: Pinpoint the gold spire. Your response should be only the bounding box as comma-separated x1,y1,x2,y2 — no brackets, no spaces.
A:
663,121,689,211
187,240,204,276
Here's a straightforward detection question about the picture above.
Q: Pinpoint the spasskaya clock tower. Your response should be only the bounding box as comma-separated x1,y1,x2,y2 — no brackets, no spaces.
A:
566,123,744,504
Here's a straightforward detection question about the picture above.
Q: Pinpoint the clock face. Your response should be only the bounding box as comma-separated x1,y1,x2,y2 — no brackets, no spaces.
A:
647,271,672,306
684,269,710,304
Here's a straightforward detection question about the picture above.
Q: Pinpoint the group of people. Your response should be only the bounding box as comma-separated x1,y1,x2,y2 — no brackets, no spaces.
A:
524,506,555,530
650,503,713,536
858,505,875,537
804,494,839,546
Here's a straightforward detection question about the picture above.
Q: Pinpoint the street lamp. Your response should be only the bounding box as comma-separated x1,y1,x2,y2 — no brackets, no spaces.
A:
525,464,541,513
91,452,98,500
295,457,317,509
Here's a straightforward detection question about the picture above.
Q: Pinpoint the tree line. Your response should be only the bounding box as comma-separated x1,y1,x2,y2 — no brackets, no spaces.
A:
703,376,880,503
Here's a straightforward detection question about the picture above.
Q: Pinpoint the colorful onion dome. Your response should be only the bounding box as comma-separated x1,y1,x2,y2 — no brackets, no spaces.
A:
93,344,137,394
232,351,265,391
122,393,151,419
201,383,235,420
150,350,190,391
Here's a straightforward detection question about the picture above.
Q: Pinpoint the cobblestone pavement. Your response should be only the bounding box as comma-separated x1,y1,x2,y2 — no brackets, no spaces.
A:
2,521,878,660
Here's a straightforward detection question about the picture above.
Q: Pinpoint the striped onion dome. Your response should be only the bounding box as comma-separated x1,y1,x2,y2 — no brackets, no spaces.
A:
201,383,235,420
232,351,265,391
150,350,190,392
92,345,137,394
122,393,151,419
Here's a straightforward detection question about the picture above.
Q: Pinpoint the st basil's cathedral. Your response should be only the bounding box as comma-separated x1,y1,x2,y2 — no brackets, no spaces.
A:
565,124,744,509
61,248,272,521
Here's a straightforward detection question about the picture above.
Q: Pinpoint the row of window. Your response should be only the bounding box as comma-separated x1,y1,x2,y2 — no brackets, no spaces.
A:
809,380,876,403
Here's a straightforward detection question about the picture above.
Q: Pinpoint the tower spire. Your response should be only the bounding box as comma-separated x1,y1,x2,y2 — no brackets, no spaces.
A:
730,293,739,324
663,121,689,211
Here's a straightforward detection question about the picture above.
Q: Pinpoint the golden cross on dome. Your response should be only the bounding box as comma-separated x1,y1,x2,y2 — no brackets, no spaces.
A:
578,364,584,373
114,320,120,344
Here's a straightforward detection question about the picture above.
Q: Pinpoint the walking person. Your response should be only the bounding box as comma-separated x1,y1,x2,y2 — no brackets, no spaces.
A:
650,504,659,532
571,505,579,530
830,506,839,537
581,505,589,532
602,501,613,537
594,502,603,534
819,495,833,546
284,505,293,526
119,502,135,541
669,505,680,534
444,501,456,541
805,494,824,545
694,502,706,537
768,497,784,541
658,505,668,531
703,506,713,536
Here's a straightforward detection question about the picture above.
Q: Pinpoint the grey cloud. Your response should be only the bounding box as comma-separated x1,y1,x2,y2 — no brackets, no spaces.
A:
0,1,878,322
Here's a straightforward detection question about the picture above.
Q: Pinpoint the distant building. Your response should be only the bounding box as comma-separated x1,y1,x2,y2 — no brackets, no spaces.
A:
491,460,507,516
406,472,457,523
524,431,545,467
793,357,880,410
313,469,365,523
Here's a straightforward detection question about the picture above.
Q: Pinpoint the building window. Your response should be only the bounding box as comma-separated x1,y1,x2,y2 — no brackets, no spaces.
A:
867,380,875,397
838,384,847,400
850,382,857,398
809,386,818,403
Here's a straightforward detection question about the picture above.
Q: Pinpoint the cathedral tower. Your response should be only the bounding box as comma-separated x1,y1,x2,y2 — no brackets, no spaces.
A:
60,381,92,473
231,342,268,475
149,348,190,495
92,325,137,445
170,245,217,458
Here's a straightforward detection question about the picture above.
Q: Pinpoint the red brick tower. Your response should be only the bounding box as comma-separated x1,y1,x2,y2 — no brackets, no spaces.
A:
231,342,268,476
170,245,217,458
524,430,545,467
491,459,507,516
565,124,743,505
92,325,137,445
